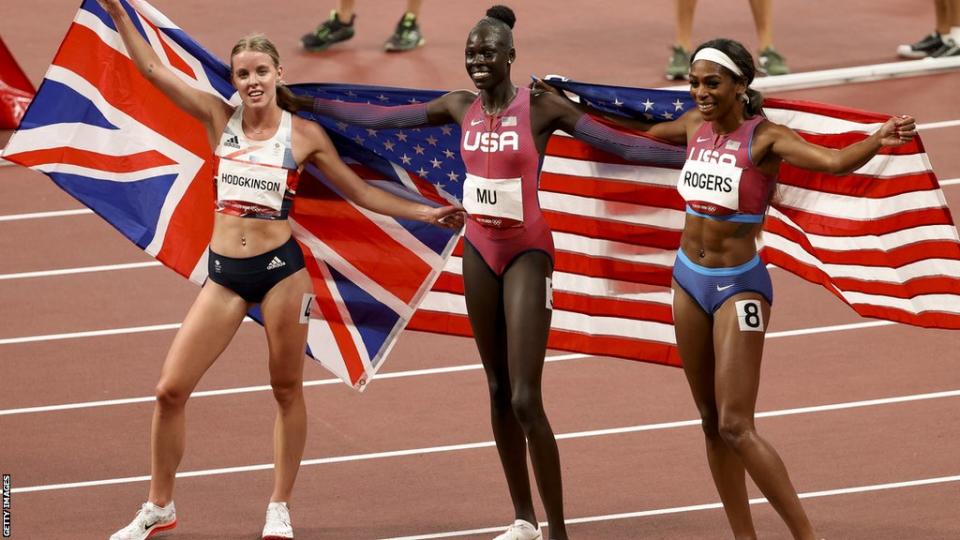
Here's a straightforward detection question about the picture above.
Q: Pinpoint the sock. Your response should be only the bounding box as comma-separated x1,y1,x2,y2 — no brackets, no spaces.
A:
950,26,960,44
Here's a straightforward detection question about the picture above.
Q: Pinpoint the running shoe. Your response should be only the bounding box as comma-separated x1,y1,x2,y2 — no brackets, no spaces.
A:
262,501,294,540
492,519,542,540
109,502,177,540
757,47,790,76
897,32,945,59
930,38,960,58
384,12,425,52
301,10,355,52
665,45,691,80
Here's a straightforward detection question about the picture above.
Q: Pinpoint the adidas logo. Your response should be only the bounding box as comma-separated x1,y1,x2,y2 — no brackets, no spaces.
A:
266,256,286,270
224,135,240,148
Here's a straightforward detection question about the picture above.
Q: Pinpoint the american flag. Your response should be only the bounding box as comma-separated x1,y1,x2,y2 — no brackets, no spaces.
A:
5,2,960,390
409,79,960,361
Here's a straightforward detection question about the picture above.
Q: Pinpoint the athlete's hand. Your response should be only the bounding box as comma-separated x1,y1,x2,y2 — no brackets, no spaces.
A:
877,115,917,146
95,0,125,18
529,76,564,99
431,206,466,229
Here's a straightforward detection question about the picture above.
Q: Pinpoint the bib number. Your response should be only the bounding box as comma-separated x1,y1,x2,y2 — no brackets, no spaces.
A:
299,293,316,325
217,158,287,212
677,158,743,215
463,174,523,228
735,299,764,332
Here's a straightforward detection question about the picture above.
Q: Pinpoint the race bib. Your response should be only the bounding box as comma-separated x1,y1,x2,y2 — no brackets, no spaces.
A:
216,158,287,212
677,158,743,215
463,173,524,228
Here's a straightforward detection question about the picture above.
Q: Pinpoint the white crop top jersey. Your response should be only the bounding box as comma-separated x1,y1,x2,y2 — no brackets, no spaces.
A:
213,106,300,220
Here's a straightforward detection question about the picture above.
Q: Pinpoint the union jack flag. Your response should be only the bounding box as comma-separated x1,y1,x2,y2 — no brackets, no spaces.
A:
1,0,460,389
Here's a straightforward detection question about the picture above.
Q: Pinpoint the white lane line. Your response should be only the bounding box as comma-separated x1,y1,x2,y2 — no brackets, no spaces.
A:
0,318,254,346
941,177,960,187
0,353,588,416
10,388,960,494
918,119,960,131
382,474,960,539
0,208,92,221
0,261,161,280
0,321,896,416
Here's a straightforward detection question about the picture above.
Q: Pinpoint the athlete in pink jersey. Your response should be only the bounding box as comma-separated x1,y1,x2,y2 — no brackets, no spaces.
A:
299,5,687,539
98,2,461,539
458,86,554,275
539,38,916,539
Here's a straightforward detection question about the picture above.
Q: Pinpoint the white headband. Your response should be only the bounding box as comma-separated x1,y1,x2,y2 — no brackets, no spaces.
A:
692,47,743,77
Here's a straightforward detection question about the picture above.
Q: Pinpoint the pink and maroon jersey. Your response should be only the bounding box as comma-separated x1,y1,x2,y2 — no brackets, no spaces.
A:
678,116,776,223
459,87,554,275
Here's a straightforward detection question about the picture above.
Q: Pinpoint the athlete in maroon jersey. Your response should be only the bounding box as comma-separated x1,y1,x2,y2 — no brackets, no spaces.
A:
539,38,916,539
300,5,690,539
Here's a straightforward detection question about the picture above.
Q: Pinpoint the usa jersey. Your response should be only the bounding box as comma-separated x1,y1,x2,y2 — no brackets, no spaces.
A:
458,87,554,275
678,116,776,223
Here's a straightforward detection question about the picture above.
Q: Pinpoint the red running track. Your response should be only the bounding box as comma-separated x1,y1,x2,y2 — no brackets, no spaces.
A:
1,1,959,538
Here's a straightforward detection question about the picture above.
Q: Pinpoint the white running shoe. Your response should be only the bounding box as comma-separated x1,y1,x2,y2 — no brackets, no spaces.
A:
493,519,542,540
109,501,177,540
262,501,294,539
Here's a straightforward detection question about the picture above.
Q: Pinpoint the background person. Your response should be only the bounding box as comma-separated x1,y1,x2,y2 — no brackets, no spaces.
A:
666,0,790,80
301,0,426,52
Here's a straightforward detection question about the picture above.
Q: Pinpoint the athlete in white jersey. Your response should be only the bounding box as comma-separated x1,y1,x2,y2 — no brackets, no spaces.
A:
97,2,462,539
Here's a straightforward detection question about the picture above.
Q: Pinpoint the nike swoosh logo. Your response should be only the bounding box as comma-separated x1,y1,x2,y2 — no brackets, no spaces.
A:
716,284,734,291
470,119,484,126
696,136,710,143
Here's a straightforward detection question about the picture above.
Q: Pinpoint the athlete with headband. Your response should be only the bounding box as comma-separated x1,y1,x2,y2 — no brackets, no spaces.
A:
538,38,916,539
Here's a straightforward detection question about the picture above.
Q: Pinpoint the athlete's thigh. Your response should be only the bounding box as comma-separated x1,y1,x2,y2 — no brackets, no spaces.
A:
502,251,553,384
462,241,509,377
672,281,717,411
160,280,250,391
260,269,312,382
711,292,771,415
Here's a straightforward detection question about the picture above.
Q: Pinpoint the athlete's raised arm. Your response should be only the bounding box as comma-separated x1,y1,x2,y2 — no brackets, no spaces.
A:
96,0,229,129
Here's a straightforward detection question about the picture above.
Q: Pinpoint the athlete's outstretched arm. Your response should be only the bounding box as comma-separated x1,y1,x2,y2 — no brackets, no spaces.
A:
298,119,463,228
532,90,688,166
96,0,226,126
295,90,476,128
766,115,917,174
531,77,691,146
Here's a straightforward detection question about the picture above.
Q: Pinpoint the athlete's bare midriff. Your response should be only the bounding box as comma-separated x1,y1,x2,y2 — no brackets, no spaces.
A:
210,213,293,257
679,214,762,268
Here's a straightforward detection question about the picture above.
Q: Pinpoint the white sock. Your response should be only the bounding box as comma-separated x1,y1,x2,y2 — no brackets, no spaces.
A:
950,26,960,44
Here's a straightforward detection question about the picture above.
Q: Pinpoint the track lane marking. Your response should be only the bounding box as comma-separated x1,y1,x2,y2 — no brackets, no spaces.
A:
381,474,960,539
0,261,161,280
0,208,92,221
0,321,897,416
9,388,959,494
